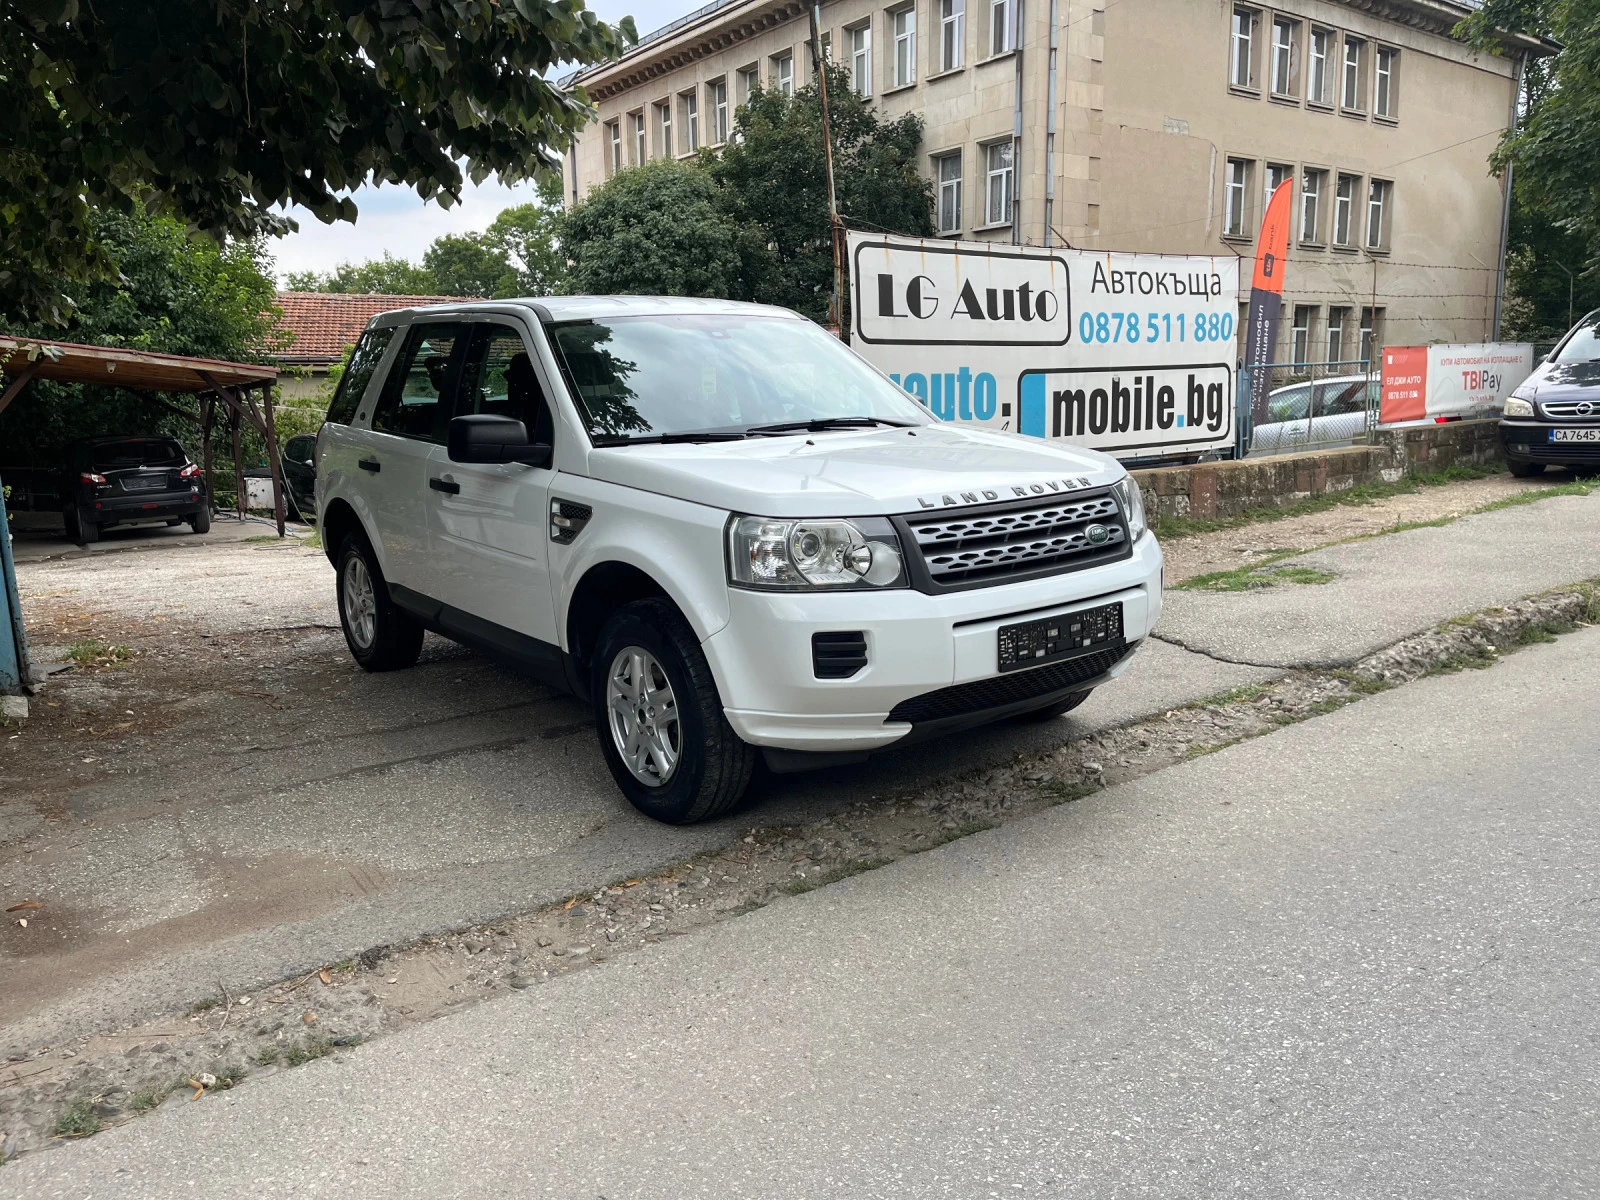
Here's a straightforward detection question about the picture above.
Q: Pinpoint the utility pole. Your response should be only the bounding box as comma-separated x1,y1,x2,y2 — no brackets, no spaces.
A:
1492,51,1527,341
1555,261,1575,332
809,2,846,338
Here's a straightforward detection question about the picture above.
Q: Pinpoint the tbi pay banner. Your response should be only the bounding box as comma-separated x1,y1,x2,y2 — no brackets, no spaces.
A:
849,232,1241,460
1379,343,1535,425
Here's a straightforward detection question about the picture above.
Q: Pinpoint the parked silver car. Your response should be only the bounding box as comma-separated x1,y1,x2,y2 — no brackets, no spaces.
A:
1250,375,1376,455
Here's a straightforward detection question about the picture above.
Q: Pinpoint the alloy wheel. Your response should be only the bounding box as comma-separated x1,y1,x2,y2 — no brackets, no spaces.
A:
606,646,681,786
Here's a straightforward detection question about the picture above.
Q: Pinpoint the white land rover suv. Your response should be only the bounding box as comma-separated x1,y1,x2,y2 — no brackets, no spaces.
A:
316,297,1162,823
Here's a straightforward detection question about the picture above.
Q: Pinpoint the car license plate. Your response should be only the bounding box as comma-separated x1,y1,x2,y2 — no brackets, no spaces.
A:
1551,429,1600,443
121,475,166,491
998,602,1123,672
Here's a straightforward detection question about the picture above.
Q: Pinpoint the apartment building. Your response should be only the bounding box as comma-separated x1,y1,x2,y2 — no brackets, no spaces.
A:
565,0,1550,362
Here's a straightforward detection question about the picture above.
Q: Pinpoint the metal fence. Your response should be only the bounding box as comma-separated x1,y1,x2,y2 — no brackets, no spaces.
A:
1239,359,1379,458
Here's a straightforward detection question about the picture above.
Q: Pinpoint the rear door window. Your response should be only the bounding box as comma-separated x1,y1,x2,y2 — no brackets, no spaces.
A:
457,325,555,446
371,323,468,442
91,439,185,470
325,326,397,425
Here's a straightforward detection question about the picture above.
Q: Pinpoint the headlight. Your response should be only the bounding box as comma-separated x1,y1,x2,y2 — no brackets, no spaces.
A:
1111,476,1147,540
728,516,907,589
1503,396,1535,417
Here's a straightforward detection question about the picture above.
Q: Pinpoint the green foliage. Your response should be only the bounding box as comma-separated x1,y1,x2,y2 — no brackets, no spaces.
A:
0,209,283,465
557,65,933,317
2,0,635,326
559,160,746,297
708,64,934,321
1458,4,1600,331
284,254,437,296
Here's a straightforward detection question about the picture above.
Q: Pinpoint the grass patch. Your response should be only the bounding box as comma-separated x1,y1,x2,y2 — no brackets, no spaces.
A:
212,1063,249,1090
55,1098,102,1137
282,1036,332,1067
254,1047,281,1067
1330,669,1394,696
1037,779,1102,805
923,819,1000,849
782,857,893,895
1427,651,1499,675
63,638,133,668
128,1086,167,1114
187,996,217,1015
1177,562,1336,592
242,534,281,544
1188,736,1244,758
303,529,322,550
1475,478,1596,513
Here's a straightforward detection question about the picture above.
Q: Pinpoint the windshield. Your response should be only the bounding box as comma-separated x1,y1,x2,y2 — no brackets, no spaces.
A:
1554,313,1600,363
90,439,185,470
545,313,931,440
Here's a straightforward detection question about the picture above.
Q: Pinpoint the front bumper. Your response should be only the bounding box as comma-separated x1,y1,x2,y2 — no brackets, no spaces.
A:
1499,419,1600,465
706,530,1164,752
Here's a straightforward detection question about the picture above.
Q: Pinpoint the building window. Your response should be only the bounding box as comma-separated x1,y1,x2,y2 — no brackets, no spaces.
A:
1231,7,1258,90
815,30,831,68
849,24,872,94
709,79,729,144
606,121,621,175
936,151,963,233
894,7,917,87
1224,157,1253,238
682,91,699,152
942,0,965,70
1270,17,1297,97
1342,36,1365,110
1374,46,1398,118
632,112,647,163
1359,307,1384,365
1307,27,1333,105
738,66,759,104
1265,162,1293,211
1300,168,1325,242
656,101,672,158
984,140,1013,225
1334,173,1359,246
1292,305,1314,363
1366,178,1392,250
990,0,1013,56
1327,307,1349,362
774,52,794,95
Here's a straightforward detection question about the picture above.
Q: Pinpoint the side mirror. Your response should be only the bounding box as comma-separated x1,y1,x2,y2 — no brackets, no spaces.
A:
448,414,552,468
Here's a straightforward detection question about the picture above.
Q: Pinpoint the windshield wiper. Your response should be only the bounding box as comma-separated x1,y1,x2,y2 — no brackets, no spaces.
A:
591,430,748,446
744,416,914,436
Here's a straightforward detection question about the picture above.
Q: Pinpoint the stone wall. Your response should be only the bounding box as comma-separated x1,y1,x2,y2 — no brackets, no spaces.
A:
1133,420,1504,522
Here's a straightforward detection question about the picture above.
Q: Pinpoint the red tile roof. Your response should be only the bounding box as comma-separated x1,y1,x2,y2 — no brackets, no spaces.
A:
270,292,471,364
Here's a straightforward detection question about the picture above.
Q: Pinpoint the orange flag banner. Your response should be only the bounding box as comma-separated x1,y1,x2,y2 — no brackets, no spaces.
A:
1244,178,1294,427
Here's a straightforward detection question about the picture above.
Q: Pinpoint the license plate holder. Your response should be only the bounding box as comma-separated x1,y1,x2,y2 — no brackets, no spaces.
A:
1550,429,1600,443
998,602,1123,672
121,475,167,492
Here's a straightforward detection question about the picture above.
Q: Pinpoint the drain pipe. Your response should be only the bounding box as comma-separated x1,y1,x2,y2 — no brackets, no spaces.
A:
1012,0,1025,243
1044,0,1059,245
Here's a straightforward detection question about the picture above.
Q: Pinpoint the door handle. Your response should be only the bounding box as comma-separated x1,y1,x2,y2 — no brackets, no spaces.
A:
358,458,381,473
429,477,461,495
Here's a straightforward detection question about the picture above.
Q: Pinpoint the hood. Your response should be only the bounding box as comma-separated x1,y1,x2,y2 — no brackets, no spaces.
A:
582,424,1126,517
1524,358,1600,401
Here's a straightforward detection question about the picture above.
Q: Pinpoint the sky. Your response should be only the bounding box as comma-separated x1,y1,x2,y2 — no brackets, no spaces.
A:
268,0,695,284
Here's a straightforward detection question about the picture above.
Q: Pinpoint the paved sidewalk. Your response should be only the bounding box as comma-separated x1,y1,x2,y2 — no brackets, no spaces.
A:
9,628,1596,1198
1159,489,1600,666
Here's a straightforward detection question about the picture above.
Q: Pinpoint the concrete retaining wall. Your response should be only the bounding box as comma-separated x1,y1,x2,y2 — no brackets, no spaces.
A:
1132,420,1503,522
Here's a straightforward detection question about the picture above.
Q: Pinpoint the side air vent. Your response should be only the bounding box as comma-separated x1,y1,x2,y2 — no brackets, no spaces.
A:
550,499,593,545
812,631,868,679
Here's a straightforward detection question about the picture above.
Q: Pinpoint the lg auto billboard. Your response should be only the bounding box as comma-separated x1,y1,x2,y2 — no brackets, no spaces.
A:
848,231,1241,460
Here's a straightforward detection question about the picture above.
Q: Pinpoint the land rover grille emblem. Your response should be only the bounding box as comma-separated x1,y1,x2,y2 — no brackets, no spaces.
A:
1085,524,1110,546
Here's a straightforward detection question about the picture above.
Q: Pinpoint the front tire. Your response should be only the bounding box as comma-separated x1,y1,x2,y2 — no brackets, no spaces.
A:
335,533,423,672
1013,688,1094,722
1507,458,1545,478
591,598,756,824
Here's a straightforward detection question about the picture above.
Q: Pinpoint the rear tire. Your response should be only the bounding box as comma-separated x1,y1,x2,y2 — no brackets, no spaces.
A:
188,507,212,534
335,532,423,672
591,598,756,824
1507,458,1545,478
70,511,100,545
1013,688,1094,722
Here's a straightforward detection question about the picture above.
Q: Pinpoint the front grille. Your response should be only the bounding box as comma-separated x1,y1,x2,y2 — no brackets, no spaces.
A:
904,492,1127,588
887,642,1131,724
1522,441,1600,462
812,631,868,679
1539,400,1600,418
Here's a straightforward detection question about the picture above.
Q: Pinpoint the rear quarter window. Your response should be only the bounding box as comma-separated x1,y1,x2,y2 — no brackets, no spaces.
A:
325,326,397,425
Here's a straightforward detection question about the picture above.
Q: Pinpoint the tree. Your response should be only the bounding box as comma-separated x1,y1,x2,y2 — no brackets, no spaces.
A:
0,210,284,463
485,177,570,296
284,254,438,296
708,64,934,321
2,0,635,325
558,160,745,297
1458,3,1600,334
424,235,517,298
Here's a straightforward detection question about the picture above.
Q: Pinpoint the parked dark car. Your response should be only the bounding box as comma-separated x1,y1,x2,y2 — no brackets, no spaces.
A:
1500,309,1600,476
279,433,317,521
61,436,210,544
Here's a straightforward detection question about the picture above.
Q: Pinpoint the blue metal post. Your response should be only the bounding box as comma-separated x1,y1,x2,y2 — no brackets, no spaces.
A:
0,469,32,693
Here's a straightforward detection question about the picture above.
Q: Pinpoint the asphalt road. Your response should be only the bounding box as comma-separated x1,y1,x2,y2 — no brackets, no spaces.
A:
10,625,1597,1198
1159,488,1600,667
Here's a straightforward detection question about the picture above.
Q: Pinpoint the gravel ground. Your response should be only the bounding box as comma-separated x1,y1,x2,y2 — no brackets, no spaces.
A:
1159,469,1576,583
